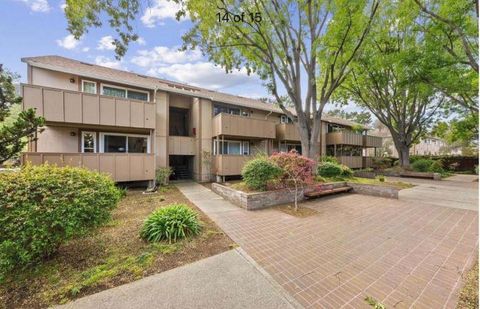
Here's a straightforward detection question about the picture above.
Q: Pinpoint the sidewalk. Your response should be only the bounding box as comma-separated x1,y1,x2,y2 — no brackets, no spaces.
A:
58,249,296,309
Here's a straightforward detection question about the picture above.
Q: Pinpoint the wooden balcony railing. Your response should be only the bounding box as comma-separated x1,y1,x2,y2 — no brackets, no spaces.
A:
22,84,155,129
363,135,383,148
275,123,301,141
212,113,275,139
168,136,196,155
22,152,155,182
336,156,363,169
213,155,253,176
326,131,363,146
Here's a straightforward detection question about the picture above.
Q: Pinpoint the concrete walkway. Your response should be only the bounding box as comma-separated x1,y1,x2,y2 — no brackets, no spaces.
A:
176,182,478,308
391,175,478,211
58,249,297,309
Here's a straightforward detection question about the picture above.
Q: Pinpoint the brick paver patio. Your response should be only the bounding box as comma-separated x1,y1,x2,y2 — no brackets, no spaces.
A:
177,183,478,308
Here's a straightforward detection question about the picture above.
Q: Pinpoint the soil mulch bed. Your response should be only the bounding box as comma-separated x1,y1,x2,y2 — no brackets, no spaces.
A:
457,260,479,309
273,204,318,218
0,186,234,309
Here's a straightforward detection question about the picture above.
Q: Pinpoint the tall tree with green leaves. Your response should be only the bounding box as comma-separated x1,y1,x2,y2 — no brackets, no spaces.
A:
339,1,445,167
0,65,44,165
326,108,372,126
64,0,379,160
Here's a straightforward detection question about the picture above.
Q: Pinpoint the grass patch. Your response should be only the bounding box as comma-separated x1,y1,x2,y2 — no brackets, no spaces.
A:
0,186,233,308
457,261,479,309
317,176,414,190
229,181,261,193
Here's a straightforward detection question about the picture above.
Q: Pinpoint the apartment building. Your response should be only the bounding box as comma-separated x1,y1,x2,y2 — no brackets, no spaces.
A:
21,56,382,183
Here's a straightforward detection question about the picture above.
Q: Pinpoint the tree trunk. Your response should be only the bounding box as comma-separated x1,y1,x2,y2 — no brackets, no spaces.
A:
297,121,321,161
395,142,410,168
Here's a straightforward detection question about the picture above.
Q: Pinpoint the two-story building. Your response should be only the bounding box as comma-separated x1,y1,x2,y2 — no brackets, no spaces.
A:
21,56,382,183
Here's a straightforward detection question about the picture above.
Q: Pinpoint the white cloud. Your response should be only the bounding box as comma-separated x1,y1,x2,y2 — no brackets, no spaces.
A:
56,34,81,50
131,46,201,67
97,35,115,50
147,62,258,90
94,56,124,70
59,2,66,11
136,37,146,46
82,47,90,52
17,0,50,12
141,0,182,28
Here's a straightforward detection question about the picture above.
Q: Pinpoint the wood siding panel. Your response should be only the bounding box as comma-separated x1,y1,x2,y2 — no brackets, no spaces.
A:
82,94,100,124
43,153,64,166
83,155,100,171
326,132,363,146
214,155,253,176
144,103,155,128
64,92,82,123
99,97,116,126
129,155,144,181
63,154,82,167
363,135,383,148
23,85,43,115
115,155,130,182
115,99,131,127
212,113,275,139
43,89,64,122
276,123,301,141
337,156,363,168
99,154,116,179
144,155,155,179
168,136,196,155
130,101,144,128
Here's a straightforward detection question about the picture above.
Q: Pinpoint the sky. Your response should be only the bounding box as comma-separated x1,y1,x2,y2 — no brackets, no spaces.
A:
0,0,360,113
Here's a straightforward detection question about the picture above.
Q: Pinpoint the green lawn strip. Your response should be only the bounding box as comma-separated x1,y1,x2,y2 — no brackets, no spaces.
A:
318,176,414,190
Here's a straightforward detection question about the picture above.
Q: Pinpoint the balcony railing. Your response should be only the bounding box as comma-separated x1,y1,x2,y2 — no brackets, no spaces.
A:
22,84,155,129
212,113,276,139
168,136,196,155
275,123,301,141
213,155,253,176
363,135,383,148
326,131,363,146
336,156,363,169
22,152,155,182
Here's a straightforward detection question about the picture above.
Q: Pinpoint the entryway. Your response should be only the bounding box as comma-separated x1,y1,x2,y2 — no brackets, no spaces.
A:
169,155,194,180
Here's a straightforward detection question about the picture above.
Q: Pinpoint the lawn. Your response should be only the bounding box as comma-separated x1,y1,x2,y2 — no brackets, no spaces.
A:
0,186,234,308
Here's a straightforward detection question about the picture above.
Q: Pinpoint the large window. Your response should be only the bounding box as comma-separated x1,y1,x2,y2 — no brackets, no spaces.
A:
279,143,302,154
100,133,150,153
82,80,97,94
280,115,294,124
101,84,149,102
81,131,96,153
213,140,250,155
326,145,362,156
213,104,249,117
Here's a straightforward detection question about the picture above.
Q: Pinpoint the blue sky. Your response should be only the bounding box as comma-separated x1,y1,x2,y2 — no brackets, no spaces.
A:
0,0,362,114
0,0,270,98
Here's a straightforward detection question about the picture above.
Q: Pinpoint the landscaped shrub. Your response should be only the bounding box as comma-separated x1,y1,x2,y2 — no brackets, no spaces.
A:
340,164,353,178
241,157,283,190
156,167,172,186
270,150,315,184
428,160,445,174
0,164,122,281
411,159,435,172
318,156,339,164
316,162,343,178
140,204,201,243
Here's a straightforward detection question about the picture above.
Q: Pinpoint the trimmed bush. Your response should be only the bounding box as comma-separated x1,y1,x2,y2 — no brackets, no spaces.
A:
340,164,353,178
319,156,339,164
241,157,283,190
140,204,201,243
270,150,315,184
317,162,343,178
156,167,172,186
411,159,435,172
429,160,445,173
0,164,122,281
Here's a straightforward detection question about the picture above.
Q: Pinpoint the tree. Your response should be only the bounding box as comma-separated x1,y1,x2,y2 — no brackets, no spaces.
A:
326,108,372,126
0,65,44,165
339,2,445,167
63,0,379,160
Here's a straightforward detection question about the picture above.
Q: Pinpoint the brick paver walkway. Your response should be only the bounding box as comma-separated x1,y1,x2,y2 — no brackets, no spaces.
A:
177,183,478,309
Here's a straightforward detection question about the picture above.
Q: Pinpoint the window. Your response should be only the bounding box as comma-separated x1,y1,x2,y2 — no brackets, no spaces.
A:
279,142,302,154
280,115,294,124
213,104,248,116
81,131,96,153
213,140,249,155
82,80,97,94
100,133,150,153
101,84,149,101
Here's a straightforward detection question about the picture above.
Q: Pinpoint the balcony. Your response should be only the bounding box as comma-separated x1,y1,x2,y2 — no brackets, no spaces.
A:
22,152,155,182
276,123,300,141
326,131,363,146
363,135,383,148
213,155,253,176
212,113,275,139
336,156,363,169
22,84,155,129
168,136,196,155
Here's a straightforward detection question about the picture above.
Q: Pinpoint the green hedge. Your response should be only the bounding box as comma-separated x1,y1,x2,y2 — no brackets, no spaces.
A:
241,157,283,190
411,159,434,172
0,164,122,281
316,162,343,178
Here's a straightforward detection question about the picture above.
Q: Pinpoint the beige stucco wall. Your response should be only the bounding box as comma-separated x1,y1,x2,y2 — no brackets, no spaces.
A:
36,126,79,153
198,99,213,181
31,67,79,91
155,91,169,168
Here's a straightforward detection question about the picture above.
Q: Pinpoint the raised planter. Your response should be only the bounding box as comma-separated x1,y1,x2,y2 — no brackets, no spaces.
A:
347,182,400,199
353,170,376,179
400,171,441,180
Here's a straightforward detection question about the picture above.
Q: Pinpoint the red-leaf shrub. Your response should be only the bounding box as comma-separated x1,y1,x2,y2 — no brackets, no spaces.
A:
269,150,315,187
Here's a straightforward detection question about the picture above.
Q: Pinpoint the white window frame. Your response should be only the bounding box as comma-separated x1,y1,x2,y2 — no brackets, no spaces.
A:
81,131,97,153
81,80,97,94
100,83,150,102
213,139,249,156
99,132,151,153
